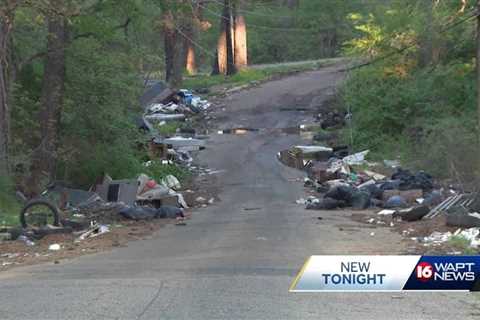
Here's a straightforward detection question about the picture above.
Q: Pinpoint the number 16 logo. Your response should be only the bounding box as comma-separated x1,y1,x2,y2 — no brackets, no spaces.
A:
416,262,433,282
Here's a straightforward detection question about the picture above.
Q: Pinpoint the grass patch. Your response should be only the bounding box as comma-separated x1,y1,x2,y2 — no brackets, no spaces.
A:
0,177,21,227
183,59,340,91
447,236,479,255
157,121,182,136
144,161,191,184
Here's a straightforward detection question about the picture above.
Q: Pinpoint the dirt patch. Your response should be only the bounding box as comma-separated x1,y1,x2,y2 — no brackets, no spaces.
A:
0,219,172,271
349,210,479,254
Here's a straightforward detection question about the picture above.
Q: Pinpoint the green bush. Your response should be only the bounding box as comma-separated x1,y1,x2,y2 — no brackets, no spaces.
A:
342,61,478,180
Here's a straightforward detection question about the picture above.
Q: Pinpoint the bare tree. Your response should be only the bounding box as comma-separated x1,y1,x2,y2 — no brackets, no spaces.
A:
0,0,20,176
29,0,67,194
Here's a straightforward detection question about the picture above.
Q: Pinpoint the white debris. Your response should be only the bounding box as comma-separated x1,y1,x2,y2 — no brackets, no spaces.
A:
363,170,386,181
161,175,181,191
454,228,480,247
49,244,61,251
422,231,452,245
384,159,401,168
343,150,369,166
296,198,306,205
377,209,396,216
195,196,206,203
294,146,333,153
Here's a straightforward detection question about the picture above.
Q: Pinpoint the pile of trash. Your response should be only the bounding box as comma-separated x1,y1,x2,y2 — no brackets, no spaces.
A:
2,172,192,249
286,146,439,213
417,228,480,248
138,87,211,165
144,88,211,124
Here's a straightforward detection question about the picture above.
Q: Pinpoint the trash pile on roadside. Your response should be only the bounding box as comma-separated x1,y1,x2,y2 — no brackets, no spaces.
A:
283,143,480,251
139,85,212,165
0,83,216,257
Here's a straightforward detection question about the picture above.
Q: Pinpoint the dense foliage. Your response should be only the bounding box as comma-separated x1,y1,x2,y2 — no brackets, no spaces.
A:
341,0,479,182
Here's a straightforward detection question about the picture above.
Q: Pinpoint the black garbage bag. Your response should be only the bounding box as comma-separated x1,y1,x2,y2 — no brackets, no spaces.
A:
325,185,355,204
392,168,433,191
118,206,158,220
119,206,184,220
156,206,184,219
360,184,384,200
306,198,345,210
379,180,401,191
351,191,371,210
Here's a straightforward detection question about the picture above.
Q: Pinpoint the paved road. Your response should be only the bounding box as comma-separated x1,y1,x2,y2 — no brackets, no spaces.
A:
1,65,479,320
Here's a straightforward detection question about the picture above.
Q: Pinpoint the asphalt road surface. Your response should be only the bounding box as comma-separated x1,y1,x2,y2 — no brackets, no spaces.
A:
1,65,479,320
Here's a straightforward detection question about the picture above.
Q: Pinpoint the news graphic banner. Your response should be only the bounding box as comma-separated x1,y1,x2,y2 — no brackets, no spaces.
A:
289,256,480,292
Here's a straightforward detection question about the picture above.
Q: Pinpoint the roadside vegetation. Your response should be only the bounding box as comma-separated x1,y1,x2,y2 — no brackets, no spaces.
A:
2,0,479,226
340,1,478,184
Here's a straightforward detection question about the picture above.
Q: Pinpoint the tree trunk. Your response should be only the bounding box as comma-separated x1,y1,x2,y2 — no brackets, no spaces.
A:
184,2,204,75
163,11,183,87
225,0,236,75
164,20,176,83
185,43,196,75
29,8,67,195
419,0,434,67
234,1,248,70
214,12,227,75
0,9,14,176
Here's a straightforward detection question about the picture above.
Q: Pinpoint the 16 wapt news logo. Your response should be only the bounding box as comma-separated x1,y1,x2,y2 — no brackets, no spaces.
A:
290,256,480,292
415,261,475,282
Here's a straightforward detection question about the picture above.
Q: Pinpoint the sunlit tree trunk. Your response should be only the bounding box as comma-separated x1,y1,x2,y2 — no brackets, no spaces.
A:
184,1,204,75
185,43,196,75
213,11,227,75
234,1,247,70
163,10,183,87
30,4,67,194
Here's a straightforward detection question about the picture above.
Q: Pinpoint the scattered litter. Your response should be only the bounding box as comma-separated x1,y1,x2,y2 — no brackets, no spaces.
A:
343,150,369,166
48,244,61,251
77,224,110,241
18,235,35,246
377,209,396,216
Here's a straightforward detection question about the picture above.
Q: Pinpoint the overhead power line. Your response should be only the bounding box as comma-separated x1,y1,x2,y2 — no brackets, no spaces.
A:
205,0,296,19
174,24,217,58
197,2,337,33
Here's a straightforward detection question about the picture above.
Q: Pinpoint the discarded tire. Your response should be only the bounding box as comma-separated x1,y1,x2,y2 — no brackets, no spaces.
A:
20,199,60,229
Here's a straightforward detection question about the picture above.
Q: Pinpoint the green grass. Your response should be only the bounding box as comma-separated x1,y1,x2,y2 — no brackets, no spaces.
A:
447,236,479,255
157,121,182,136
183,59,340,91
0,186,21,227
144,161,191,184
